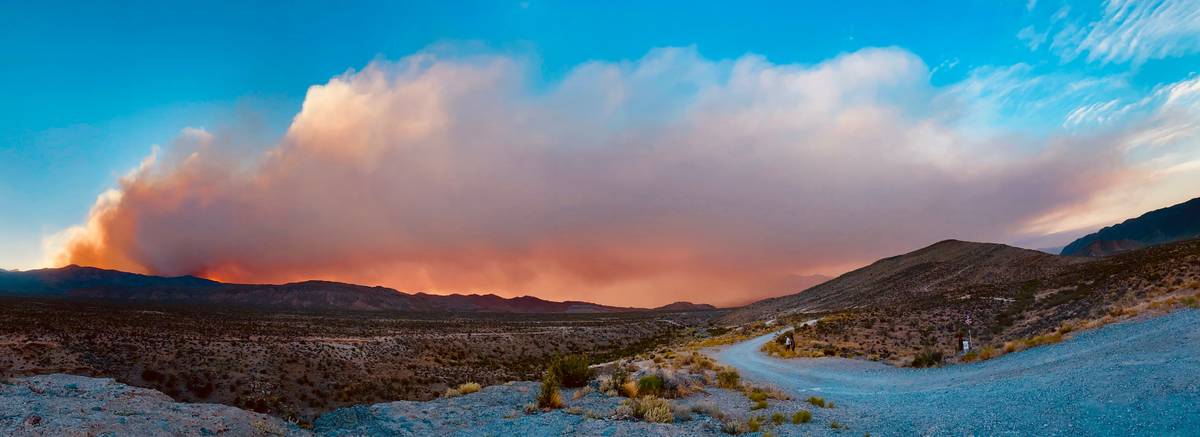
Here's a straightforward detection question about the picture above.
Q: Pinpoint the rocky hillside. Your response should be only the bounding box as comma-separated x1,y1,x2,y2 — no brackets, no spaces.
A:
723,239,1087,323
0,265,641,314
1061,196,1200,257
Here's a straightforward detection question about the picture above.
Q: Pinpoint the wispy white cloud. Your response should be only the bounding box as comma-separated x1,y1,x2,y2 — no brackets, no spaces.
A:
1042,0,1200,65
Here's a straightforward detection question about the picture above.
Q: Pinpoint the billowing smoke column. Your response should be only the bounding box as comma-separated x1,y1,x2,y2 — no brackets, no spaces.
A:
51,47,1127,307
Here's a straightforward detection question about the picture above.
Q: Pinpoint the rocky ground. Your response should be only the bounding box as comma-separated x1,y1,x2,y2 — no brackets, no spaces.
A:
4,310,1197,436
2,371,832,436
0,374,306,436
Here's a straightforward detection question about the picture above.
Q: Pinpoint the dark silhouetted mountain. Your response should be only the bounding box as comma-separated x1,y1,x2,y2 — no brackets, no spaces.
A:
722,239,1087,323
653,301,718,311
0,265,653,313
1061,196,1200,257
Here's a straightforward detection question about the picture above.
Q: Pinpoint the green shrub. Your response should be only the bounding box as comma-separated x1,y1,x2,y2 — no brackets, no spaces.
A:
717,367,741,388
807,396,826,408
771,412,785,425
747,415,764,432
792,409,812,424
548,354,592,388
637,374,665,397
747,389,768,402
910,349,944,368
611,365,629,386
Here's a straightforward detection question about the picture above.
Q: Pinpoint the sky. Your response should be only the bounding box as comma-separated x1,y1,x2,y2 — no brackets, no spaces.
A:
2,0,1199,306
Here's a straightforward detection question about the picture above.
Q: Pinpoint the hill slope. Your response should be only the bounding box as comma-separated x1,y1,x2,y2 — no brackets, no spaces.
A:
1061,196,1200,257
723,239,1086,323
0,265,640,313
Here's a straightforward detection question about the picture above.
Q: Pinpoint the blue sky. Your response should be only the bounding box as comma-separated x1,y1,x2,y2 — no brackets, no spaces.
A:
2,1,1199,302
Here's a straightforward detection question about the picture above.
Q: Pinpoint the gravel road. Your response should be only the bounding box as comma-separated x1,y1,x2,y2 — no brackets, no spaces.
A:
715,309,1200,436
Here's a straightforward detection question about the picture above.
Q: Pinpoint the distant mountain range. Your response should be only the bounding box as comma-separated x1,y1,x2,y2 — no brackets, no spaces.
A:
1061,196,1200,257
0,265,714,314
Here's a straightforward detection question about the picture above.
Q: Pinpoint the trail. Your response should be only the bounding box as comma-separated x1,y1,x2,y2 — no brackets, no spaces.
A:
714,309,1200,436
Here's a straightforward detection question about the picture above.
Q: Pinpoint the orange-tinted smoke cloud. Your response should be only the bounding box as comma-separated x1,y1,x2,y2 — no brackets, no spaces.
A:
52,47,1130,307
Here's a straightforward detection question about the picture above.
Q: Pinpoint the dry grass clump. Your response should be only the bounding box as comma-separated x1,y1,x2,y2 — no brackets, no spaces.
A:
620,380,639,398
792,409,812,424
721,419,746,434
536,373,564,409
746,415,764,432
1023,332,1064,348
771,412,785,425
747,387,769,410
443,382,480,398
717,367,741,389
806,396,826,408
622,395,674,423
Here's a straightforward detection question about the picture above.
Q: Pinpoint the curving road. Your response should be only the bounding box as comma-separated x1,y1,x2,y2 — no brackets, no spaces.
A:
715,309,1200,436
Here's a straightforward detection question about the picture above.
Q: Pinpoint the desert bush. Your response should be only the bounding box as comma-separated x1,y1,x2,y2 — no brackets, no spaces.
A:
623,395,673,423
611,365,629,386
537,373,564,409
910,349,944,368
457,382,480,394
671,402,693,421
691,402,727,421
598,376,615,393
771,412,785,425
806,396,826,408
961,350,979,362
751,399,768,410
978,346,999,361
747,415,764,432
1023,333,1063,348
637,374,665,397
830,420,844,429
747,388,769,402
792,409,812,424
443,388,461,398
717,367,741,389
620,380,639,398
721,419,746,434
548,354,591,388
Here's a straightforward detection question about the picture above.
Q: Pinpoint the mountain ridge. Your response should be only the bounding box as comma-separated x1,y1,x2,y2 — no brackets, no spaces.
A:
0,265,678,314
1061,196,1200,257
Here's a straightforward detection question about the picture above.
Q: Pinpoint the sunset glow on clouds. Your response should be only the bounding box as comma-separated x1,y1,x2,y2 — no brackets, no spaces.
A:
46,44,1200,306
